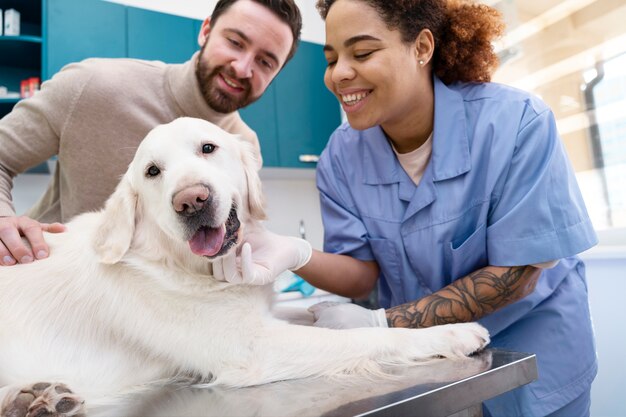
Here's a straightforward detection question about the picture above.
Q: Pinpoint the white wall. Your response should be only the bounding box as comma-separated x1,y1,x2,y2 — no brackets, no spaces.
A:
103,0,326,44
259,169,323,249
579,250,626,417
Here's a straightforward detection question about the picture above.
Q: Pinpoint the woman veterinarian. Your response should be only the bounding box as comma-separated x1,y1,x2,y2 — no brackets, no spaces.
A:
215,0,598,415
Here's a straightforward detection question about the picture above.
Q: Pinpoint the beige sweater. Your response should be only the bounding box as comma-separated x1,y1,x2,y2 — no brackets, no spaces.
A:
0,52,260,223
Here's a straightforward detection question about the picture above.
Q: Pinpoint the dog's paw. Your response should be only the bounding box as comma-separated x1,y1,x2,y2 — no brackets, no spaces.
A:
1,382,85,417
436,322,490,359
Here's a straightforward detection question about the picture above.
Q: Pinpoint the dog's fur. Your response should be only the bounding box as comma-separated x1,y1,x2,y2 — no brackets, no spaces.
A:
0,118,489,416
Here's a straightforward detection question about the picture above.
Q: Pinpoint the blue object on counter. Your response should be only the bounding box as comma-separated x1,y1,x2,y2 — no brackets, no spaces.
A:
282,274,316,297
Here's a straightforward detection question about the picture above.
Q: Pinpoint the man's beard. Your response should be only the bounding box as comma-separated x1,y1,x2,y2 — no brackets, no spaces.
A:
195,45,258,114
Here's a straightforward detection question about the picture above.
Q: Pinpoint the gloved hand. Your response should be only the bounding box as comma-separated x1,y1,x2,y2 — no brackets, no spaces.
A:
308,301,388,329
213,225,312,285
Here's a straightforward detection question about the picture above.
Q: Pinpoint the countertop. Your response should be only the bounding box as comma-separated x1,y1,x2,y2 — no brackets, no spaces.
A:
93,349,537,417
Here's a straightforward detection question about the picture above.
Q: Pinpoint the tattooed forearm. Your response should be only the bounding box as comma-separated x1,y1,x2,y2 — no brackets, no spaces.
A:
386,265,541,328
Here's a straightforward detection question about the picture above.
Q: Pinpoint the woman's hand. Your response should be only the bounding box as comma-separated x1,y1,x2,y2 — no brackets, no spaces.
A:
309,301,388,329
212,225,312,285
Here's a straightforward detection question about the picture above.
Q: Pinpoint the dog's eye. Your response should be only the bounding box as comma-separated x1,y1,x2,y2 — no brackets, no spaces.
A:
146,165,161,177
202,143,216,154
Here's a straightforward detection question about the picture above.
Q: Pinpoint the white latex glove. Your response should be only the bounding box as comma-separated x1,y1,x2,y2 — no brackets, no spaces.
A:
213,226,312,285
308,301,388,329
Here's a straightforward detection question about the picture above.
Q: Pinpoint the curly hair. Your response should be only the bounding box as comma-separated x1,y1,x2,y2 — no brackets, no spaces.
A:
316,0,504,84
212,0,302,63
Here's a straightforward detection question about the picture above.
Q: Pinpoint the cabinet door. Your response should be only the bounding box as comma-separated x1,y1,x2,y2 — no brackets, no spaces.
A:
127,7,198,63
193,19,203,51
239,84,280,167
44,0,126,79
274,41,340,168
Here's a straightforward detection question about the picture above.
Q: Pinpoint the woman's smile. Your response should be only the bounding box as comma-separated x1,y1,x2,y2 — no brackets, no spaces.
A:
339,89,372,112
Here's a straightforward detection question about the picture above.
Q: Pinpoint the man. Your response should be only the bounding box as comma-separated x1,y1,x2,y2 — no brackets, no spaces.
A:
0,0,301,266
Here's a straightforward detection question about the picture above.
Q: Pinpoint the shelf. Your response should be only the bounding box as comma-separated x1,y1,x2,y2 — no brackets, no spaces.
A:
0,35,42,43
0,97,21,104
0,37,41,68
0,97,21,116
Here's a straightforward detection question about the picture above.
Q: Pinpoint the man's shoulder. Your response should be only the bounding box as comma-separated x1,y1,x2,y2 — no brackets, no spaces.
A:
71,56,169,70
59,57,171,88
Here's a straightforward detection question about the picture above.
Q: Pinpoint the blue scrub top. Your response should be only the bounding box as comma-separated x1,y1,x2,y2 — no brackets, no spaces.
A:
316,77,598,416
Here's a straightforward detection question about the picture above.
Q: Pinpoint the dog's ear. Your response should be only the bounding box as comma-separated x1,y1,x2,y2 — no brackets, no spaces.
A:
239,139,267,220
93,173,137,264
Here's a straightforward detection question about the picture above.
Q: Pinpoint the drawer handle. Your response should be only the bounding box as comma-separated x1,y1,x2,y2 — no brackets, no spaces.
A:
298,154,320,163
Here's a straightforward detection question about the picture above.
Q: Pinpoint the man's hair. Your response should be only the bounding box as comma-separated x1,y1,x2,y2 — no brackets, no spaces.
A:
212,0,302,63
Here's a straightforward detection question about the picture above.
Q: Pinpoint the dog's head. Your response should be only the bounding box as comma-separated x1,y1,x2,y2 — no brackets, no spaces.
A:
93,117,265,265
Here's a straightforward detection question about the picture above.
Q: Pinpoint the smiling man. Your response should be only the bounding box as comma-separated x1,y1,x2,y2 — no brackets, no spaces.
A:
196,0,296,113
0,0,302,266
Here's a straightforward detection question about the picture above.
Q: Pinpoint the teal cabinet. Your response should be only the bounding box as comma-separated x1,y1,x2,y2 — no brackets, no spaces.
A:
239,85,280,167
275,41,340,168
127,7,198,63
2,0,203,118
44,0,126,78
193,19,203,44
2,1,338,169
240,41,341,168
45,1,202,78
2,0,201,173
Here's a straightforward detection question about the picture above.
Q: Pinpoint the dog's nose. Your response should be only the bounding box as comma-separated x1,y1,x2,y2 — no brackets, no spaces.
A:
173,185,211,216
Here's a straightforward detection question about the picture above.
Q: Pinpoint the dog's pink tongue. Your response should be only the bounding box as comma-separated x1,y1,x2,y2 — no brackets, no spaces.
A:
189,225,225,257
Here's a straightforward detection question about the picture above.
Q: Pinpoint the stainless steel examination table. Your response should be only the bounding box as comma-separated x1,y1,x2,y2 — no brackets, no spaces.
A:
95,349,537,417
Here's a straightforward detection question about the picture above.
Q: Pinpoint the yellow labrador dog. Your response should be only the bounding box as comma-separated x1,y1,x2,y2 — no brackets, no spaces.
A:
0,118,489,417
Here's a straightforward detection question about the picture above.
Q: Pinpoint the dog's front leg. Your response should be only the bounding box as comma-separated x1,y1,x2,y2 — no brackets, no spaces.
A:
211,322,489,387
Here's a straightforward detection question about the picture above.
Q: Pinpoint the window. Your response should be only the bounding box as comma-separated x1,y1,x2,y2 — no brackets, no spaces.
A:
490,0,626,244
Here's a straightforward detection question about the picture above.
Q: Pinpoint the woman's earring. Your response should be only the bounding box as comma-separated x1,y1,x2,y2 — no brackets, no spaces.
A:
419,60,425,65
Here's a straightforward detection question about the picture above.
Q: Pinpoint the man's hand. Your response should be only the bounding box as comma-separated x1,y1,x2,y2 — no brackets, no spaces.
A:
212,225,312,285
309,301,388,329
0,215,66,266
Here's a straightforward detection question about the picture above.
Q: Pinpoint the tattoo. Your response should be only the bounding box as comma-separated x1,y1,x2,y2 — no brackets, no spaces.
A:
386,265,540,328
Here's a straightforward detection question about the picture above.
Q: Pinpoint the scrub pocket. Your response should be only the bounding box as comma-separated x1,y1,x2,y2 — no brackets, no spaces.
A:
445,223,488,279
369,238,406,305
